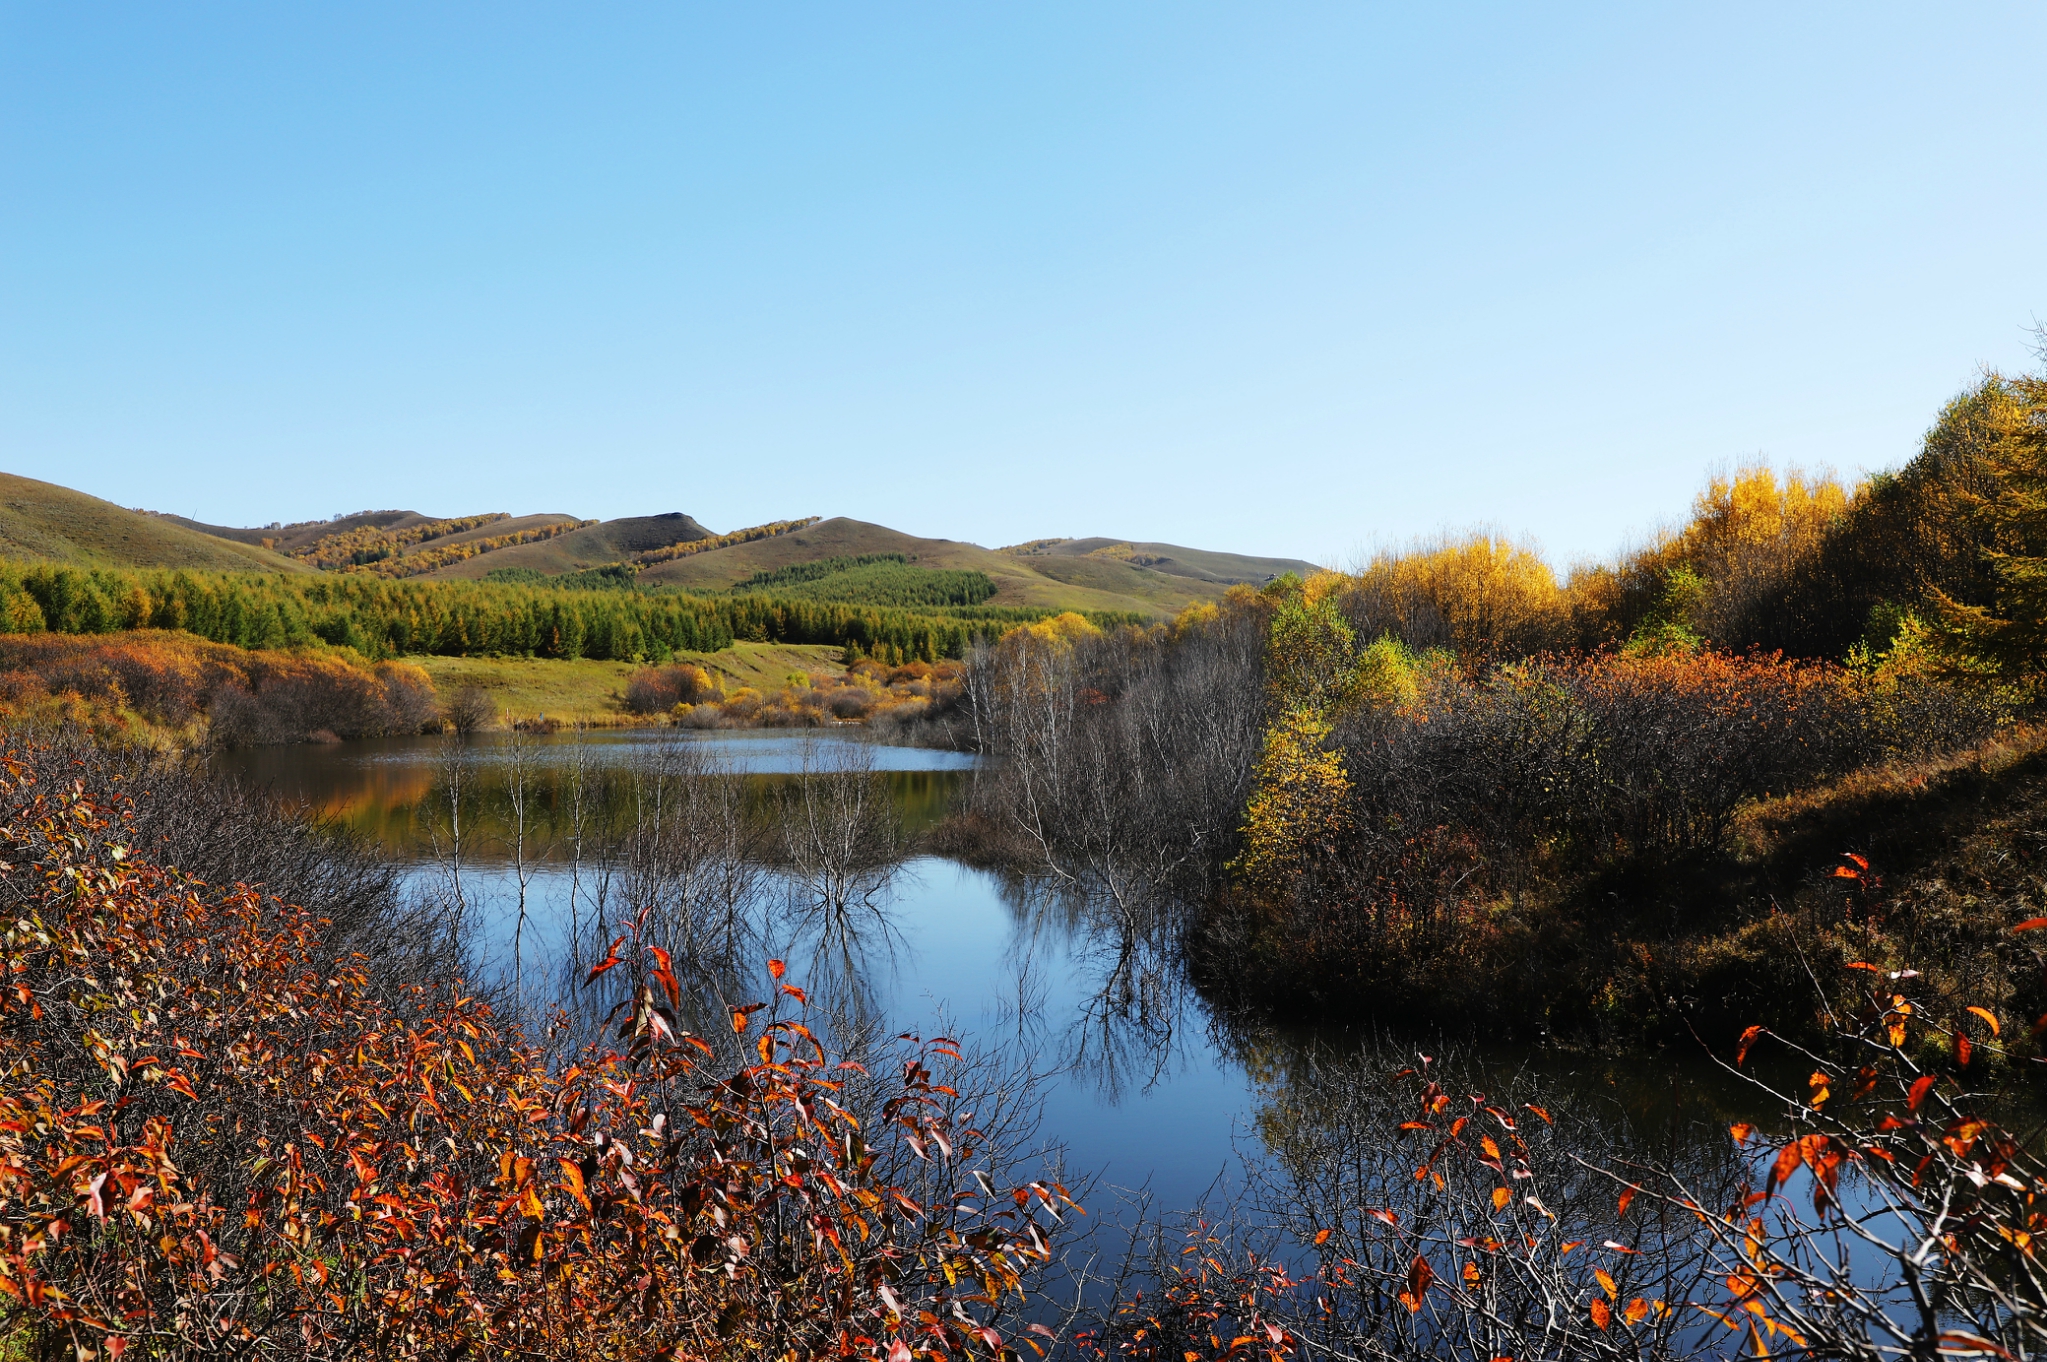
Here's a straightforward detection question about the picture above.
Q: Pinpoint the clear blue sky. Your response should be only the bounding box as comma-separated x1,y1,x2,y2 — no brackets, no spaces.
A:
3,5,2043,567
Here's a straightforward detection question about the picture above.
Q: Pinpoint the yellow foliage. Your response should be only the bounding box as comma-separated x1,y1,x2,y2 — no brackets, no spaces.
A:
1592,464,1855,647
1342,532,1567,661
1171,601,1220,638
1015,611,1102,649
1236,708,1351,887
1685,465,1850,562
1353,634,1422,708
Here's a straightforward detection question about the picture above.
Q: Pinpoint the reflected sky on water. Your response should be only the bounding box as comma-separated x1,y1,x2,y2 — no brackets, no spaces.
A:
212,730,1757,1230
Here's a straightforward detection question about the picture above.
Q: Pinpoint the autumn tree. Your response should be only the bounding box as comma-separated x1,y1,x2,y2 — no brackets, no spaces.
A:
1928,372,2047,684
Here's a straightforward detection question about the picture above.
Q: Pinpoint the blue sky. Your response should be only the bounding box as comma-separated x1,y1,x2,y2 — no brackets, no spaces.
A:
3,5,2043,566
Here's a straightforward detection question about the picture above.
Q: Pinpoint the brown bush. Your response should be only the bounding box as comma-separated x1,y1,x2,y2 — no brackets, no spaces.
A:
826,685,874,719
444,682,497,733
0,630,439,747
622,661,720,714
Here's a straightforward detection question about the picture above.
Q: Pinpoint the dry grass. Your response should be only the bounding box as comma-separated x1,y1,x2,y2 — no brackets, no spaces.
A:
0,473,306,572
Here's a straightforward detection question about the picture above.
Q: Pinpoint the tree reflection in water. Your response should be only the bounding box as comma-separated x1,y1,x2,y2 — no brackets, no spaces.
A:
998,870,1198,1104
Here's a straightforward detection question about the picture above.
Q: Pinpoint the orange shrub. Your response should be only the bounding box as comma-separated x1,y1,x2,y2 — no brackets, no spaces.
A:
0,743,1072,1360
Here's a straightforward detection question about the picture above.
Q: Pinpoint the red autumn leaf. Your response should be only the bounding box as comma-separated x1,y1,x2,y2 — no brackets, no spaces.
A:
768,959,787,980
558,1158,590,1210
1401,1254,1434,1311
2014,918,2047,933
1908,1075,1936,1110
1769,1142,1804,1193
1735,1025,1765,1066
1589,1297,1611,1330
583,936,627,987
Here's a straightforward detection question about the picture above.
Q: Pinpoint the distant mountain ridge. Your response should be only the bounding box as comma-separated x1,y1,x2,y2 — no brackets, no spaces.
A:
4,473,1320,620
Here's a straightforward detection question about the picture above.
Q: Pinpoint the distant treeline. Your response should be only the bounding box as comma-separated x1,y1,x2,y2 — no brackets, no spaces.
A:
731,554,999,608
0,560,1145,664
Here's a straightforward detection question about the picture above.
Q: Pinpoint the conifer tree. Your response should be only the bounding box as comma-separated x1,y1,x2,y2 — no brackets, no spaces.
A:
1931,373,2047,683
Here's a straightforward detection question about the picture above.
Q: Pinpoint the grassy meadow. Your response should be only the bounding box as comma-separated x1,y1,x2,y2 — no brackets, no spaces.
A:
411,642,845,726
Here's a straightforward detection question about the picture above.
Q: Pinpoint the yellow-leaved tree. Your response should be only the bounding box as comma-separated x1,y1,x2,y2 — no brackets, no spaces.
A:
1237,575,1422,891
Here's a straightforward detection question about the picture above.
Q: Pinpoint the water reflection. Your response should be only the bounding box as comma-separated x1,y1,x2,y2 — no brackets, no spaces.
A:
214,729,973,858
212,730,1758,1239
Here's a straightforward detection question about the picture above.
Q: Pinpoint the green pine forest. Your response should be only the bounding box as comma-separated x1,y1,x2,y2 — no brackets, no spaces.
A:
0,559,1151,665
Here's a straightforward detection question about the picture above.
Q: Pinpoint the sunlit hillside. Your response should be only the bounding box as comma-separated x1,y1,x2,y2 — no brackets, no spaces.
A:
0,473,308,572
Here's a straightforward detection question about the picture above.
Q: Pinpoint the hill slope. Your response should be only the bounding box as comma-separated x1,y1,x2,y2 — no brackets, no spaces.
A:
635,518,1237,616
423,513,714,578
156,510,437,555
0,474,307,572
3,472,1314,618
1006,537,1319,585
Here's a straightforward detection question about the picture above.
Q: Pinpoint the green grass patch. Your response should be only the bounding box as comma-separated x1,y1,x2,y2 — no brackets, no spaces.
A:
410,643,845,723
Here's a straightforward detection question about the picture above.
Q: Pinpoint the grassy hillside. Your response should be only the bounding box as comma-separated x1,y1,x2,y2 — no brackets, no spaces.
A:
639,517,1233,617
157,509,441,554
1006,537,1319,584
14,471,1316,621
425,512,713,578
0,474,309,572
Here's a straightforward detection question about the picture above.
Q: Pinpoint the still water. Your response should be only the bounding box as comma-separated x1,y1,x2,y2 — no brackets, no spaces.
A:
213,730,1752,1230
216,730,1264,1218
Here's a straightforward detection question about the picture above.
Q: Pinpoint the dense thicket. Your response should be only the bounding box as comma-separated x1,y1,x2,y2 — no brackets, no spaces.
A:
952,360,2047,1034
1326,369,2047,669
0,632,441,747
0,739,1072,1360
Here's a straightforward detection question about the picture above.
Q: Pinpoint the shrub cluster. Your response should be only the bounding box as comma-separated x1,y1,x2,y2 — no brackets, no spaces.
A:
626,659,967,729
0,740,1072,1359
0,631,440,747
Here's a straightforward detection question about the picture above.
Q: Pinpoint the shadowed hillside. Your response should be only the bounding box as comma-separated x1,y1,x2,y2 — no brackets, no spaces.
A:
0,474,308,572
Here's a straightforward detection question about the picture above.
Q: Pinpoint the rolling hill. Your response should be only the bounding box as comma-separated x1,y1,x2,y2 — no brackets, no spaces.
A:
421,513,714,577
0,474,308,572
631,517,1312,616
0,472,1321,621
1003,537,1318,586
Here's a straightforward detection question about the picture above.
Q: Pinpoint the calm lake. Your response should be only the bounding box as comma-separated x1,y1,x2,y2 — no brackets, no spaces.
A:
214,729,1748,1230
